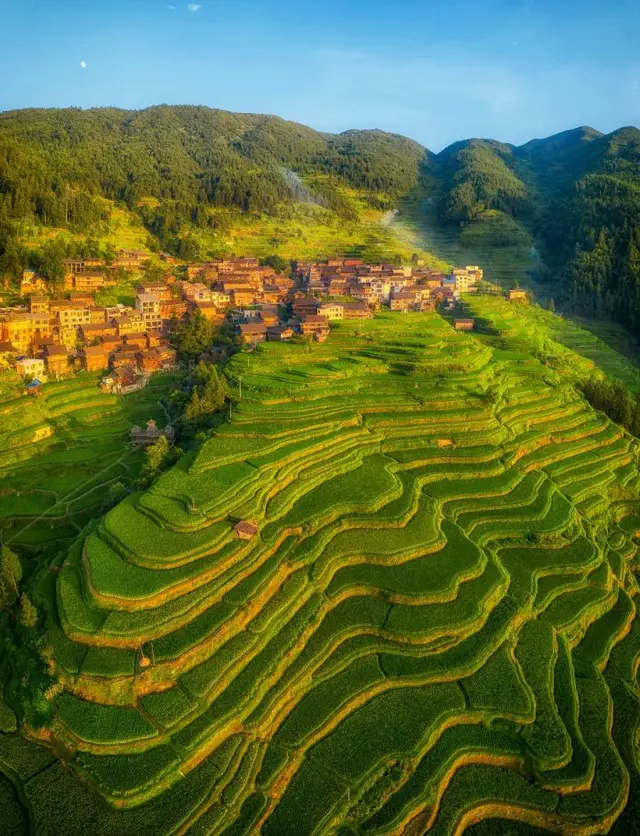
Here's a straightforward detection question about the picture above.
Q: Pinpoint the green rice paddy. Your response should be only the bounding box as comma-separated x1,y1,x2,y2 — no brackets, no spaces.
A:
0,370,180,561
3,302,640,834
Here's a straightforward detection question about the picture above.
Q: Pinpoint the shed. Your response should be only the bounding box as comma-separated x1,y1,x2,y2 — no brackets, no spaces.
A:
453,318,475,331
234,520,258,540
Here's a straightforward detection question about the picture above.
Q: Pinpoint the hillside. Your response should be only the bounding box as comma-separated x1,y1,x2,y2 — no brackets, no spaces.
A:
0,302,637,833
0,370,179,562
3,106,640,317
424,125,640,330
0,106,442,270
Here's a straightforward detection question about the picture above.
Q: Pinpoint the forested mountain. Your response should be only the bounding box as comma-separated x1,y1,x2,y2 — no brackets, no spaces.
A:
0,106,425,231
430,124,640,334
1,104,640,333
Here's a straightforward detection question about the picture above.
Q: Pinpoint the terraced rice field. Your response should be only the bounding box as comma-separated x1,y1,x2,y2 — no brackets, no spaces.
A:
0,370,180,559
13,308,640,834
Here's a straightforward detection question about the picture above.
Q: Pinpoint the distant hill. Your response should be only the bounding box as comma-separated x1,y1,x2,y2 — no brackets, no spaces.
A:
1,105,640,331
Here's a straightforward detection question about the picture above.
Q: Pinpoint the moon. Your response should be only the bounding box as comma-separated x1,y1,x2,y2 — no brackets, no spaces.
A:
80,61,87,69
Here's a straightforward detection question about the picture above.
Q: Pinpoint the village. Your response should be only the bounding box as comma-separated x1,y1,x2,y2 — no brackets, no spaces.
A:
0,251,529,394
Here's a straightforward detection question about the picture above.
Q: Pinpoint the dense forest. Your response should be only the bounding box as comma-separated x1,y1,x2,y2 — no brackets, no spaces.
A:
0,105,426,265
432,125,640,334
2,105,640,333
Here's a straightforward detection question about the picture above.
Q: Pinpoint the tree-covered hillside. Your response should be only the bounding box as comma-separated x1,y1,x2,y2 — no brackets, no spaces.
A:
0,106,425,246
427,124,640,335
436,139,532,223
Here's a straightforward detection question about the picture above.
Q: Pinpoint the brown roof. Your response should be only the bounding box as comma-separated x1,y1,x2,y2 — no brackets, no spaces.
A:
234,520,258,537
301,315,329,324
239,323,267,334
83,345,107,357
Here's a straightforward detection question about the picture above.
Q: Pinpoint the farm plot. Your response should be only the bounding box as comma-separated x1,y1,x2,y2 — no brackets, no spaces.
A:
11,308,640,833
0,370,179,560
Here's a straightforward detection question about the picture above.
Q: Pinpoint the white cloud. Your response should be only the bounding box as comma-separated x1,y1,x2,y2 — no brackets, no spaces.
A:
80,61,87,69
187,3,201,11
167,4,175,8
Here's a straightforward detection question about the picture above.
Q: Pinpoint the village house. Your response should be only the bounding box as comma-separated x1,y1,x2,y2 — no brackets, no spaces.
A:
261,285,282,305
508,288,528,302
122,333,148,351
110,349,139,370
112,249,148,270
450,265,483,291
30,295,50,315
453,318,475,331
193,301,224,324
135,293,163,331
267,325,295,342
62,257,105,275
68,291,95,306
136,281,172,301
81,345,109,372
210,290,231,309
1,313,51,354
15,357,46,378
58,326,80,349
239,323,267,344
65,271,107,292
101,365,138,393
318,302,344,320
293,295,320,318
232,289,258,307
102,334,126,350
113,312,146,336
342,301,372,319
186,262,219,280
80,322,118,342
44,344,70,377
58,306,92,330
301,314,330,341
147,332,165,348
136,345,177,373
390,291,417,312
88,306,107,324
182,282,213,303
258,310,279,328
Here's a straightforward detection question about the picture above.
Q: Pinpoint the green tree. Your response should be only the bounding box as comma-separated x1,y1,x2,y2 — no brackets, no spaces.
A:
260,254,291,276
18,594,38,629
174,310,215,361
183,362,229,427
144,435,170,477
0,546,22,613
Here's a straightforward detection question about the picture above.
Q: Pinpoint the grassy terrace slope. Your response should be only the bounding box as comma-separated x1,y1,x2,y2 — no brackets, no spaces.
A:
0,371,179,560
21,308,640,834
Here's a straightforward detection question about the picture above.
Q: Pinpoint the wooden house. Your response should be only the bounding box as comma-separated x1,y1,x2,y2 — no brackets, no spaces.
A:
239,323,267,344
453,318,475,331
234,520,258,540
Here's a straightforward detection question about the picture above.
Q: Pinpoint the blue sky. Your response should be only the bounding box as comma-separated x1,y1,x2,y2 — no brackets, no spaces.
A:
0,0,638,150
